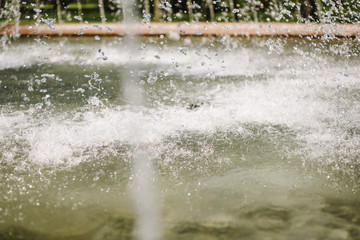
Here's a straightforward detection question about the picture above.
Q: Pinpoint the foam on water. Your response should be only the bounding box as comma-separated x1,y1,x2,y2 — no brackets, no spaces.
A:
0,38,359,181
0,37,274,77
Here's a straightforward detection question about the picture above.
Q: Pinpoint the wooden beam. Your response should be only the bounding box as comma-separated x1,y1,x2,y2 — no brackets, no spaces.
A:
2,23,358,37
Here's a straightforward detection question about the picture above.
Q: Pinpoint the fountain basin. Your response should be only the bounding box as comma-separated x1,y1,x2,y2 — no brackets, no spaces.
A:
0,36,359,240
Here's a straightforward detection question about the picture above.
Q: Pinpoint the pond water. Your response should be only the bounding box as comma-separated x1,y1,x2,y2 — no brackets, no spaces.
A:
0,36,360,240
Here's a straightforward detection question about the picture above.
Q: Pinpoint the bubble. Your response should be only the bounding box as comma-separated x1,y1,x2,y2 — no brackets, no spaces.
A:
74,16,82,21
147,72,158,84
34,103,43,109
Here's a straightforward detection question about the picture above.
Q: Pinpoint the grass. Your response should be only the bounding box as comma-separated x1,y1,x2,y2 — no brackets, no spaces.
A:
66,3,99,10
1,2,358,25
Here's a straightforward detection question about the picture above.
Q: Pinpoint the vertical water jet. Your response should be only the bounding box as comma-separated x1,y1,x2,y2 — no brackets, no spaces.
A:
76,0,83,22
206,0,214,22
143,0,150,22
121,0,162,240
13,0,20,36
229,0,235,21
56,0,63,23
35,0,40,20
315,0,322,22
99,0,106,23
187,0,194,22
295,0,302,22
251,0,258,22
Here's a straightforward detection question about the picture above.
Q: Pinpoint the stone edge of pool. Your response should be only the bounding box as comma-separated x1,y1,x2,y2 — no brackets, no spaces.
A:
1,22,359,37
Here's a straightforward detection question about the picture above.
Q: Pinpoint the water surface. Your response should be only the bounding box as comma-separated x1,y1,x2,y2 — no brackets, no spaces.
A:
0,36,360,240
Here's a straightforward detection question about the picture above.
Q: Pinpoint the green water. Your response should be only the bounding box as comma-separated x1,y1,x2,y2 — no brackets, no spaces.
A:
0,36,359,239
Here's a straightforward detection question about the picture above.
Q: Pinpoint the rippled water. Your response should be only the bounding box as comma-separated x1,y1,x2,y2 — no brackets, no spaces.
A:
0,36,360,240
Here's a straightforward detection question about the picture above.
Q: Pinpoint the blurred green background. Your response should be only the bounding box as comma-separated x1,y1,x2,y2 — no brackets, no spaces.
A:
0,0,359,25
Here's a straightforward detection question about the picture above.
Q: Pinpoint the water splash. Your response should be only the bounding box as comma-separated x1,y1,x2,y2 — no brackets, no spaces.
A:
0,0,21,48
0,35,359,239
121,0,162,239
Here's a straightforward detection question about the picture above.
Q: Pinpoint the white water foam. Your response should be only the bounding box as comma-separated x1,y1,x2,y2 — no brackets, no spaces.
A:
0,39,359,172
0,38,274,77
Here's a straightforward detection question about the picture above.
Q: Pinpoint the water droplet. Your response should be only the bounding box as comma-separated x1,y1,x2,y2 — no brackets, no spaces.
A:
34,103,43,109
74,16,82,21
105,26,113,32
139,43,146,50
147,72,158,84
41,74,55,78
93,25,102,30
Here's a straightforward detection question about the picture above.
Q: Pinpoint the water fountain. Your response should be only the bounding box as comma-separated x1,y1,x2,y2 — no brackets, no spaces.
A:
0,1,360,240
121,1,162,239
